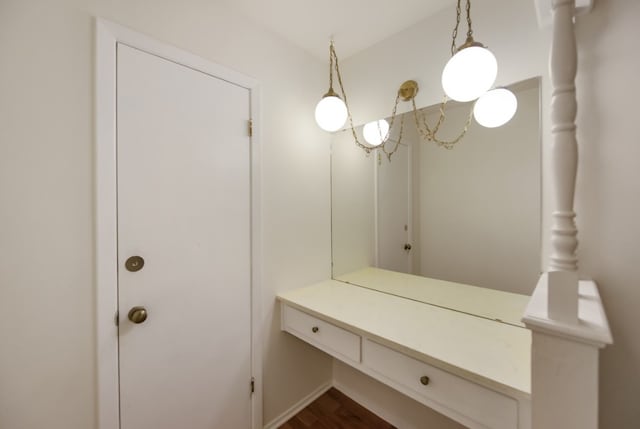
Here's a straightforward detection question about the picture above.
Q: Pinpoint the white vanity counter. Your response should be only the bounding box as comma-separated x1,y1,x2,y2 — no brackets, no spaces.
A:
337,267,531,327
277,276,531,429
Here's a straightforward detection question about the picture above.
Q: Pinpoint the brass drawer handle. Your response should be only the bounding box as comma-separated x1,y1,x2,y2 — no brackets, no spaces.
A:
420,375,430,386
312,326,319,333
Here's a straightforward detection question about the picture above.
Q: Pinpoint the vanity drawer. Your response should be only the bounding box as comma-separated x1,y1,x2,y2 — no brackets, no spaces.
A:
363,339,518,429
282,305,361,364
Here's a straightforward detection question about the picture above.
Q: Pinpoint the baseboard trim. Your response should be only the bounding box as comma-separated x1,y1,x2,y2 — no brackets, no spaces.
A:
263,381,332,429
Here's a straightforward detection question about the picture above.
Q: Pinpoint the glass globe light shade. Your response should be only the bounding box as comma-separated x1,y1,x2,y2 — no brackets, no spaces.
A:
473,88,518,128
441,46,498,102
362,119,390,147
315,95,348,132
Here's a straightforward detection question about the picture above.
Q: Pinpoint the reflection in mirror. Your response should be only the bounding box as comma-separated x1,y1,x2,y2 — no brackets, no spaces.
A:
331,78,540,321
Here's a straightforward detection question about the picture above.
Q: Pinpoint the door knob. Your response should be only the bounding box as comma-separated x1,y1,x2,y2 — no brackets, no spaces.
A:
128,306,148,324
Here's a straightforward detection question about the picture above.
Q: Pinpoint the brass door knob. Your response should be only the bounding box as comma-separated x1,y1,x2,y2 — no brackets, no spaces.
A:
420,375,430,386
128,306,148,324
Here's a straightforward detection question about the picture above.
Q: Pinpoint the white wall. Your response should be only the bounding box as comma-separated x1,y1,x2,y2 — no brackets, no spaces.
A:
575,0,640,426
337,0,640,427
0,0,333,427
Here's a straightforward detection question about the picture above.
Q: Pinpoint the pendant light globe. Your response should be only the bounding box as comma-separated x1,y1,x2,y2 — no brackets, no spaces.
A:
363,119,390,147
442,45,497,102
315,95,348,132
473,88,517,128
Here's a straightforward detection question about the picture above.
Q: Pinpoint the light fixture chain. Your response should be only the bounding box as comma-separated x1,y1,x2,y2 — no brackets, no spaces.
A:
451,0,462,55
329,41,335,91
411,97,446,138
438,107,473,149
433,99,448,134
381,93,404,161
386,92,402,135
331,46,372,154
411,97,474,150
326,39,478,158
466,0,473,39
384,113,405,162
412,98,434,141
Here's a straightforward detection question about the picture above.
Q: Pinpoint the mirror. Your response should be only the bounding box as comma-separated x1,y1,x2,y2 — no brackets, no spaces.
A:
331,78,540,323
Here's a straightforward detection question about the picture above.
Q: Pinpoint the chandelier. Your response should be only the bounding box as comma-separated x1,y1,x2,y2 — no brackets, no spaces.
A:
314,0,518,160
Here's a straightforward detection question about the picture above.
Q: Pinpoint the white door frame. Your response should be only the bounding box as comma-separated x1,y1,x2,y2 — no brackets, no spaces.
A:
95,18,262,429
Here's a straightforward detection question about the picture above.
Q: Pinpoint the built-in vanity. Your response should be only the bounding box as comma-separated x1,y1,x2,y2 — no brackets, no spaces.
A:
277,48,540,429
278,2,612,428
277,269,531,429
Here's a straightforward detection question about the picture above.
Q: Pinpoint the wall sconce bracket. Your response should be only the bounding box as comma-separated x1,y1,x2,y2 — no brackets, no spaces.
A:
399,80,419,102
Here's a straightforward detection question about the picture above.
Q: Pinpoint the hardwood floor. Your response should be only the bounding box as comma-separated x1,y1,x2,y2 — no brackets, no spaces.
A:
279,387,396,429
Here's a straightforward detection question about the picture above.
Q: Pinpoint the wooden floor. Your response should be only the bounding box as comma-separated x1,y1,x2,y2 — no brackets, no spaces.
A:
279,387,396,429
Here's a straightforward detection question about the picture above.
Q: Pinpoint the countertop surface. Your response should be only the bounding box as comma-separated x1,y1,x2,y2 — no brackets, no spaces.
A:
278,276,531,397
336,267,531,328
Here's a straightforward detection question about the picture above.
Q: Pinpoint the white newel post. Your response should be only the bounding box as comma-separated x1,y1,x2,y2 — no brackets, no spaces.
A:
524,1,612,429
548,0,579,322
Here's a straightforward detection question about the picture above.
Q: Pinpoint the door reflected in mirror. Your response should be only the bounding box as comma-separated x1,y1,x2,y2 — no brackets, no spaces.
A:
331,78,541,301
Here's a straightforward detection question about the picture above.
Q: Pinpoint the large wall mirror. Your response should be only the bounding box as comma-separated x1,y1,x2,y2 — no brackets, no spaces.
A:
331,77,541,318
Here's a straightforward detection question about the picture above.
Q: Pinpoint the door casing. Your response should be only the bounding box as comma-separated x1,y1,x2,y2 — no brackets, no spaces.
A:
375,143,412,274
95,18,262,429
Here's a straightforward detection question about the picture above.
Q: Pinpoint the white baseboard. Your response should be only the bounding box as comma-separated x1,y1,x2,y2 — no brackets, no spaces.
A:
262,381,332,429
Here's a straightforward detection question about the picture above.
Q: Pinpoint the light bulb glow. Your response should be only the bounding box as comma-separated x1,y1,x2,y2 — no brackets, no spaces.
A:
362,119,390,147
315,96,348,132
441,46,498,102
473,88,518,128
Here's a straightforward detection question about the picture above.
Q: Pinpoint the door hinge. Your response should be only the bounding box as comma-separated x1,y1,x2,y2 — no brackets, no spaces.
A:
250,377,255,394
248,119,253,137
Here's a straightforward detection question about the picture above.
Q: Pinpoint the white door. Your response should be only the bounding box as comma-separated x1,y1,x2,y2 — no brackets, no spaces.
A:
377,144,411,273
116,43,252,429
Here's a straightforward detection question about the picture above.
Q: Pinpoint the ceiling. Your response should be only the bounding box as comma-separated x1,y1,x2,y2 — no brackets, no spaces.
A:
224,0,456,61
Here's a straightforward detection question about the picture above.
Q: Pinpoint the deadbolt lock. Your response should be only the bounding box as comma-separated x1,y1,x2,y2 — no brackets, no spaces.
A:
125,255,145,272
128,306,148,324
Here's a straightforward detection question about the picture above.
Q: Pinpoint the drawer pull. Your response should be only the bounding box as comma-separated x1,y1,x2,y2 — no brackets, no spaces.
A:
312,326,319,333
420,375,430,386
